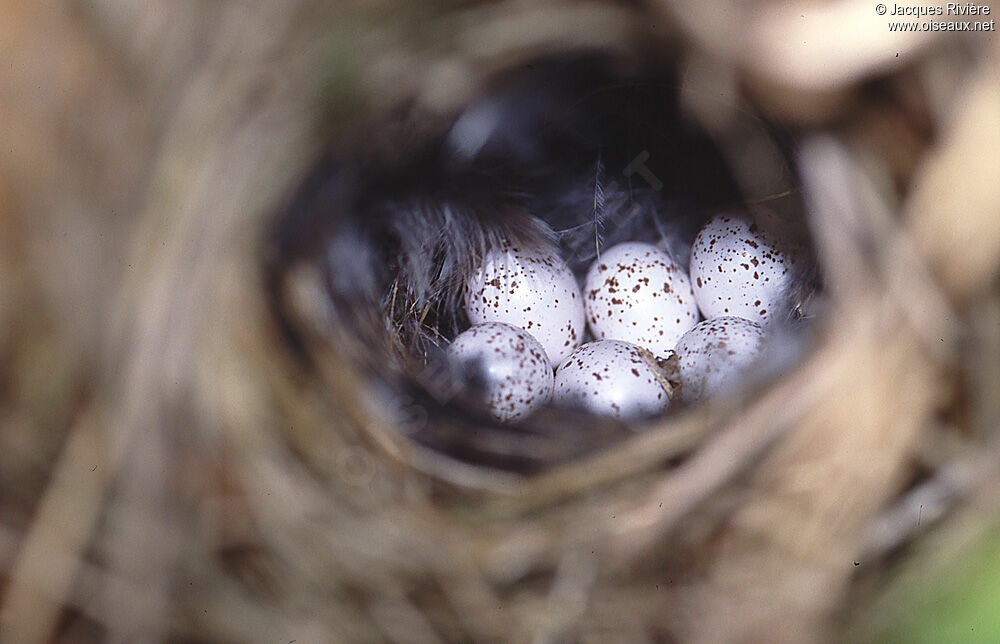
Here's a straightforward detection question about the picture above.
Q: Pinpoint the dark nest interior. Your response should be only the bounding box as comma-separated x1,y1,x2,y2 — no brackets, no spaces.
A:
1,2,999,642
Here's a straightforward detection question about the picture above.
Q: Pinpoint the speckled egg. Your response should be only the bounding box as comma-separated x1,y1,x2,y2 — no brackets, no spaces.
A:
673,316,765,404
553,340,670,419
583,242,699,358
447,322,553,423
464,241,584,366
689,212,801,326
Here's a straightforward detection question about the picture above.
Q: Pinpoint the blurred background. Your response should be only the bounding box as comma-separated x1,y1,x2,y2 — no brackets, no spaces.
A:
1,1,998,641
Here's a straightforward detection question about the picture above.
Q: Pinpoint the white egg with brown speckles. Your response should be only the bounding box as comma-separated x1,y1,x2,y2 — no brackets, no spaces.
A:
690,212,801,326
673,316,765,404
583,242,699,358
553,340,670,419
447,322,553,423
465,241,584,366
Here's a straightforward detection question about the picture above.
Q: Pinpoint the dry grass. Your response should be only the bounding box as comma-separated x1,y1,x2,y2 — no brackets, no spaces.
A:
1,1,998,642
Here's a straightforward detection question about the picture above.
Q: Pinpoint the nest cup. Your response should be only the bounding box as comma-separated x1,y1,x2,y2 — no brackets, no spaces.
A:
259,6,998,642
2,2,999,642
272,49,815,471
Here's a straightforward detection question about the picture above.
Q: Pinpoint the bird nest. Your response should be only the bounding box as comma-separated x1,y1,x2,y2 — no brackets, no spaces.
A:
1,2,999,642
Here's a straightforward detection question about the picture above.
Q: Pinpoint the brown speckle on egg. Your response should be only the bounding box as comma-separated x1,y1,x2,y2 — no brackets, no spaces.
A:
690,211,802,326
583,242,699,357
464,241,585,365
553,340,672,419
448,322,554,423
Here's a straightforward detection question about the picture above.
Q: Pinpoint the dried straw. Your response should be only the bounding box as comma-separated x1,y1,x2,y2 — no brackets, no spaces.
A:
1,1,997,642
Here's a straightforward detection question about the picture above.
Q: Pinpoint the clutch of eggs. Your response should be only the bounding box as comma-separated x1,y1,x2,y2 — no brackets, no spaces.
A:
451,209,802,422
